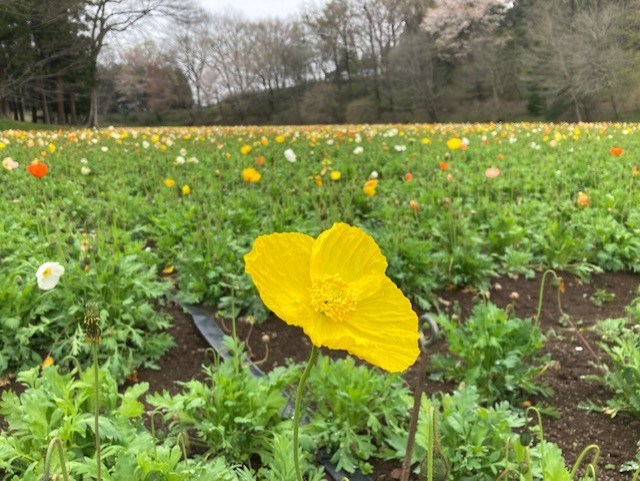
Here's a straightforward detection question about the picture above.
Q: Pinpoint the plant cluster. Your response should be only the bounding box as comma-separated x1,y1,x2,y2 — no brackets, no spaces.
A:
2,123,640,378
431,303,551,403
0,363,243,481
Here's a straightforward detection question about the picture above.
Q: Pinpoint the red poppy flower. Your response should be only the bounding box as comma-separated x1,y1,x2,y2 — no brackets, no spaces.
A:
27,162,48,178
405,172,413,181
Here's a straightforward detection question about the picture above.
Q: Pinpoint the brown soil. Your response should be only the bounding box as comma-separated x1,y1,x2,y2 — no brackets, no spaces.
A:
2,271,640,480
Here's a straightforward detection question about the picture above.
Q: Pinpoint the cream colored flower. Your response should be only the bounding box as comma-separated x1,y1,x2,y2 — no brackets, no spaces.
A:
36,262,65,291
284,149,297,163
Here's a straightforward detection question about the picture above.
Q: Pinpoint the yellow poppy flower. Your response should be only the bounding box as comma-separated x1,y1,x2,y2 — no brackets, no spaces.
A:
330,170,341,181
164,178,176,187
363,179,378,197
242,167,262,183
244,222,419,372
42,355,55,368
275,135,285,143
446,137,462,150
181,185,191,195
241,144,252,155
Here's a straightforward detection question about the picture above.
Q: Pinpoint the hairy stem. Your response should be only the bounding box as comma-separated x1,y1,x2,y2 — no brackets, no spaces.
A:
43,437,70,481
93,343,102,481
293,345,319,481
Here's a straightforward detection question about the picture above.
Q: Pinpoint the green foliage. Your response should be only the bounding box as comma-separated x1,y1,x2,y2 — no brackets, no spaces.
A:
0,364,242,480
418,387,524,481
589,288,616,307
303,355,412,474
0,218,173,382
147,337,298,463
4,122,640,382
432,303,551,403
583,312,640,417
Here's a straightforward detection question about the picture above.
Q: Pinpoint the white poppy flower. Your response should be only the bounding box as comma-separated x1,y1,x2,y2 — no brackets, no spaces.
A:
36,262,65,291
369,170,379,179
284,149,297,163
353,146,364,155
81,166,91,175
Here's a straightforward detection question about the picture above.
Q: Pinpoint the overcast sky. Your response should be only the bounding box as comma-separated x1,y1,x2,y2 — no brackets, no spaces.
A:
198,0,307,19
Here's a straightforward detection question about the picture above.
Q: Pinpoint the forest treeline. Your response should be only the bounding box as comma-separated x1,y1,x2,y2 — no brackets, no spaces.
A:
2,0,640,126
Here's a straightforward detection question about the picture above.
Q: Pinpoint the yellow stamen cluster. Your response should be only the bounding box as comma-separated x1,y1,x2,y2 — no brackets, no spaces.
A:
310,275,357,322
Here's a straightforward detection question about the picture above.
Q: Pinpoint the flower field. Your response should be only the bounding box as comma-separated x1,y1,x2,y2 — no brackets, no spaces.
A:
1,123,640,480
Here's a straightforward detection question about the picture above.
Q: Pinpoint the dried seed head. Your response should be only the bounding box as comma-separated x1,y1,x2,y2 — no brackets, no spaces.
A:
84,302,101,344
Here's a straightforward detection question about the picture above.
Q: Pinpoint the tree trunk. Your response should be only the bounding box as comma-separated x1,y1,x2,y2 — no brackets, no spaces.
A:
1,97,9,118
12,98,18,120
32,105,38,123
42,93,51,124
56,72,66,124
69,92,77,124
18,96,25,121
87,85,99,127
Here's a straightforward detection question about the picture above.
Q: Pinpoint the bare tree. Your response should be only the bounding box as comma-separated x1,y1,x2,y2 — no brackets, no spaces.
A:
354,0,406,108
571,3,636,118
389,30,442,121
83,0,192,127
113,40,191,121
303,0,359,90
522,0,636,120
169,8,212,108
207,11,254,120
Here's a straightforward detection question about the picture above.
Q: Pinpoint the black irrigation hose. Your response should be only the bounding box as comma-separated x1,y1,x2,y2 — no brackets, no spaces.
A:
182,302,371,481
183,303,440,481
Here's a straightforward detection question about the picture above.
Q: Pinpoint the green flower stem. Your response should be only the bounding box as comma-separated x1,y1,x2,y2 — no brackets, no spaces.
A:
293,344,319,481
570,445,599,480
535,269,556,323
43,437,69,481
526,407,544,477
426,406,435,481
93,342,102,481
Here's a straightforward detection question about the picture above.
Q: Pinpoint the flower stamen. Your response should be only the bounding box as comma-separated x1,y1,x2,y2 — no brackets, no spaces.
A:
310,275,357,322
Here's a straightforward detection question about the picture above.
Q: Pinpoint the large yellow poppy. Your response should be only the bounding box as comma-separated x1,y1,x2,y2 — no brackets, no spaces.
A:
244,222,420,372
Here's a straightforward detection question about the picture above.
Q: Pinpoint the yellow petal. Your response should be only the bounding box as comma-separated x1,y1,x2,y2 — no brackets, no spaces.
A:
310,223,387,299
305,277,419,372
42,355,55,368
162,265,175,275
244,233,316,328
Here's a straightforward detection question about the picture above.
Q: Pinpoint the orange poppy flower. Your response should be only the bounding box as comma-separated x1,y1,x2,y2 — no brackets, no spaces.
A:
409,200,420,212
405,172,413,181
439,162,449,171
27,162,48,178
577,191,589,207
256,156,265,165
610,147,624,157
